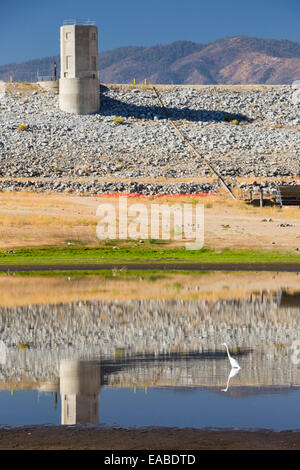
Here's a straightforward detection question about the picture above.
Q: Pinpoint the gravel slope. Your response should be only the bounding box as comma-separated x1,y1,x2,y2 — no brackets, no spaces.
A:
0,84,299,194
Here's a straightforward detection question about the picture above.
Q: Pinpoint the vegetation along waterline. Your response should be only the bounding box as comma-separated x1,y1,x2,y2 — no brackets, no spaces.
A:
1,245,300,269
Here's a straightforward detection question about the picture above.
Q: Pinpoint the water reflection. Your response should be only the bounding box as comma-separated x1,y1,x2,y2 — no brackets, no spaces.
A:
221,368,240,393
0,286,300,428
279,291,300,309
60,360,100,425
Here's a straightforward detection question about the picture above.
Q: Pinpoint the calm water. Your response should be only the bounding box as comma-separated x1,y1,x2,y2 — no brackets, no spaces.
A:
1,283,300,430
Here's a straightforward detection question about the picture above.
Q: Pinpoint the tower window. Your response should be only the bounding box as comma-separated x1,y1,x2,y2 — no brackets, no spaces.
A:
91,32,96,40
92,56,97,71
66,32,71,40
66,55,72,70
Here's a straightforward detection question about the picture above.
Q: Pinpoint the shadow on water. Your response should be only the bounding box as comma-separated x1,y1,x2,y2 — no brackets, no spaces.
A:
99,85,253,124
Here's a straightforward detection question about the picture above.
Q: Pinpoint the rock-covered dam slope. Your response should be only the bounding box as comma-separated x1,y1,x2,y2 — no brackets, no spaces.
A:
0,84,299,195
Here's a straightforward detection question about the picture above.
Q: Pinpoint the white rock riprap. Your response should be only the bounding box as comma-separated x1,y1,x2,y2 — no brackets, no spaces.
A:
0,84,299,194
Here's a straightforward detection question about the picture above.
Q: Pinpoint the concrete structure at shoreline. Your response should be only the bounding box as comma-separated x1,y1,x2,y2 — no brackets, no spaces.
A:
59,20,100,114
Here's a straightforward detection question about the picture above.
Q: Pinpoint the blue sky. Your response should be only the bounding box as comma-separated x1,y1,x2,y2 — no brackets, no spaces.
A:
0,0,299,65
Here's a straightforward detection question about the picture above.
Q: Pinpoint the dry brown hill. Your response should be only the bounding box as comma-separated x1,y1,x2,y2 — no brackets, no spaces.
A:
1,35,300,84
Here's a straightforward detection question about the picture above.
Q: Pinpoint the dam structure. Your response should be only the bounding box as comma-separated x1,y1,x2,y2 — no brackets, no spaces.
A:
59,19,100,114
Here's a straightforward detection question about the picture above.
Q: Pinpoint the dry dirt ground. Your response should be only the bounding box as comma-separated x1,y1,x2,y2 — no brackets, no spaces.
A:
0,191,300,251
0,426,300,450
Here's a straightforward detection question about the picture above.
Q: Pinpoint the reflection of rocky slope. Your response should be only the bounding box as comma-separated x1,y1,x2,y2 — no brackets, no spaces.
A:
1,346,300,390
104,348,300,389
1,296,298,353
0,296,300,388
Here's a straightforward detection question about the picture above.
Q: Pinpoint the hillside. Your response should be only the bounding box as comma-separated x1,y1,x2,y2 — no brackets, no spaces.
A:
1,36,300,84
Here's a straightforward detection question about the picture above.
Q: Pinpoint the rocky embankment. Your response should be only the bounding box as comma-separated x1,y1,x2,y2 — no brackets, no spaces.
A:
0,84,299,195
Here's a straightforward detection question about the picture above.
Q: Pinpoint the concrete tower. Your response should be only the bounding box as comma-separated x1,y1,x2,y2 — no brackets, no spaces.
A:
59,20,100,114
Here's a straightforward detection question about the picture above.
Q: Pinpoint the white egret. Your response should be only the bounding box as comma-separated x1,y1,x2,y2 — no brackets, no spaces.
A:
222,343,241,369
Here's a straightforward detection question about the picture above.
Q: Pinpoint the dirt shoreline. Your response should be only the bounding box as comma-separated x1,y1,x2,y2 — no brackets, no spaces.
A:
1,192,300,251
1,426,300,450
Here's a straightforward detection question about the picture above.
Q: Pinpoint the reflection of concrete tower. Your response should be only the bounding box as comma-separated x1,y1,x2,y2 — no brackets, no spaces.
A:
60,360,101,425
59,20,100,114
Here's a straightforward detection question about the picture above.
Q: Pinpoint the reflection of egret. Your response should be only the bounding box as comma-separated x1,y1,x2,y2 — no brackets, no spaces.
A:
222,343,240,369
221,367,240,392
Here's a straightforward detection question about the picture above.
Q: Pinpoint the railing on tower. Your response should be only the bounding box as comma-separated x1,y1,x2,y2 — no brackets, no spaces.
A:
63,19,96,26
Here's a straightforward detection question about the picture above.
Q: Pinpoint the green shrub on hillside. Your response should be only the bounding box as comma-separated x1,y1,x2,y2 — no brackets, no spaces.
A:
113,116,125,125
17,124,28,131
